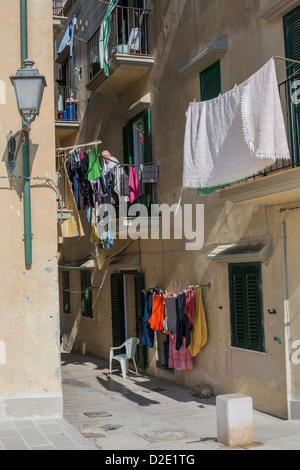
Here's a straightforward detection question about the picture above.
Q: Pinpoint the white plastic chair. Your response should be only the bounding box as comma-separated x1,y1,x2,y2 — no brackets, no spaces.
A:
109,337,139,378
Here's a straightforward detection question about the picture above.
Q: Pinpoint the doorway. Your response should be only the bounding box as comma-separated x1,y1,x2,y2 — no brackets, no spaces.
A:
111,271,147,369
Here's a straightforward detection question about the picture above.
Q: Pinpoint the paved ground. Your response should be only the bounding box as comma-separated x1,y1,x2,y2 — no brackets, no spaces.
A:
1,352,300,450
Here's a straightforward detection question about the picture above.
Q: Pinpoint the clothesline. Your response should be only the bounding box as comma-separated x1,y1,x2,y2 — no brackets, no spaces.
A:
144,282,211,295
55,140,102,153
56,141,182,169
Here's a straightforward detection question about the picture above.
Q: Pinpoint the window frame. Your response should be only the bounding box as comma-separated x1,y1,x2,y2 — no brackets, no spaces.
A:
81,270,93,318
122,109,153,204
62,270,71,314
228,262,265,353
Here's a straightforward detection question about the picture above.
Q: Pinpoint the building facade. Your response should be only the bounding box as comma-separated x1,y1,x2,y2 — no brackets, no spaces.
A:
0,0,62,420
54,0,300,420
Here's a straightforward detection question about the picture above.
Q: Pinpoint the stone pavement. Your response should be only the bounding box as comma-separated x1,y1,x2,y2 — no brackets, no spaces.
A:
1,352,300,450
60,352,300,451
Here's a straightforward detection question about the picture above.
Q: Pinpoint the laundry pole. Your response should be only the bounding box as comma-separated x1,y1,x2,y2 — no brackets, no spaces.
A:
20,0,32,266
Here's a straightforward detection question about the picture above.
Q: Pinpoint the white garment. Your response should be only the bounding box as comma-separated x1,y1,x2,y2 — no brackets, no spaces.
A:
102,156,119,175
183,58,290,189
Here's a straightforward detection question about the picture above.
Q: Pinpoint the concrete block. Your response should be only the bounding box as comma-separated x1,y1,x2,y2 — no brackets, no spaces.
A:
216,394,254,447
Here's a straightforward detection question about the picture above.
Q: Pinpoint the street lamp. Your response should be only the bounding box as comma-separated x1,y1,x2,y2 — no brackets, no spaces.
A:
10,59,47,126
9,58,47,267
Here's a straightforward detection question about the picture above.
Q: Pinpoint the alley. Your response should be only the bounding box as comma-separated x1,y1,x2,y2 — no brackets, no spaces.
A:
61,353,300,451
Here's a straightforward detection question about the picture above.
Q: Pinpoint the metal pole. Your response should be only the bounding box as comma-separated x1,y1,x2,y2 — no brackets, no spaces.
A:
20,0,32,266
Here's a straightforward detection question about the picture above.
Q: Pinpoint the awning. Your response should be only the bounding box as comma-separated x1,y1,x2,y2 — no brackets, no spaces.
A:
207,240,273,263
58,259,95,269
108,254,140,268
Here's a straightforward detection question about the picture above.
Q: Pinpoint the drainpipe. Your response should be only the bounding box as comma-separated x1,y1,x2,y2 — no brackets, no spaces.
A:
20,0,32,266
281,221,292,419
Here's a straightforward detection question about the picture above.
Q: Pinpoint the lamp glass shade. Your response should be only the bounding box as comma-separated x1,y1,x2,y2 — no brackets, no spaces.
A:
10,60,47,120
12,77,45,115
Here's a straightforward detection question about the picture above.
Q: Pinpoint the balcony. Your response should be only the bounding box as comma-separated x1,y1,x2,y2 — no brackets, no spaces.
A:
219,70,300,206
55,85,79,142
86,5,154,94
53,0,68,40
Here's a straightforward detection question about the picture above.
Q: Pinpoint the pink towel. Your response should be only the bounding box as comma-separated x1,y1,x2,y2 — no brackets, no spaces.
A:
129,165,141,203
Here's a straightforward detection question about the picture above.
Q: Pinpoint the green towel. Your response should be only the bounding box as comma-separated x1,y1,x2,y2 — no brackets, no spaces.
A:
88,146,102,181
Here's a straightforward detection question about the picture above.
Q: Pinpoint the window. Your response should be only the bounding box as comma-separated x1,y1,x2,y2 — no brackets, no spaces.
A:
62,271,71,314
284,6,300,163
81,270,93,318
200,61,221,101
122,109,153,206
229,263,265,352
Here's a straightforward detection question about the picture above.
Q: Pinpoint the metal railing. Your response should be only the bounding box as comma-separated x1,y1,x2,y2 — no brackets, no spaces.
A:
53,0,66,16
54,86,78,122
247,72,300,181
88,5,150,80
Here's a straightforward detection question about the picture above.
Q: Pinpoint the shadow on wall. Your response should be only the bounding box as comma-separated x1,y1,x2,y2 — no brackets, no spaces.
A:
1,132,38,200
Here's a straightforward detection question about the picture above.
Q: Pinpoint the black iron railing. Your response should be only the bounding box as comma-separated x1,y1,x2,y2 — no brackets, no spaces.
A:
55,86,78,122
88,5,150,80
247,72,300,180
53,0,66,16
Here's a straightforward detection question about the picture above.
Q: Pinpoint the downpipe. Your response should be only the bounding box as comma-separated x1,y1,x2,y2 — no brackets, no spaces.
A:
20,0,32,266
281,221,292,419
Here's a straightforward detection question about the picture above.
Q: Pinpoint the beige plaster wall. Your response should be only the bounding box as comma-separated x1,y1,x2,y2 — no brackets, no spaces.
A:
56,0,300,418
0,0,62,419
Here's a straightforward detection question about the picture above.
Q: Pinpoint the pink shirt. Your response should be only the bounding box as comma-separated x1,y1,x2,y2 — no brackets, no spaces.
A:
129,165,142,203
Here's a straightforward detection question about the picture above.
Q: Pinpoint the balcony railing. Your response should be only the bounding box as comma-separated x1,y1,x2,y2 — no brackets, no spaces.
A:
247,71,300,180
53,0,66,16
88,5,150,80
55,86,78,122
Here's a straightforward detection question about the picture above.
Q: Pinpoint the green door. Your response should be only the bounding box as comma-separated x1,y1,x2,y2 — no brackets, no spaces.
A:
111,273,126,347
134,273,147,369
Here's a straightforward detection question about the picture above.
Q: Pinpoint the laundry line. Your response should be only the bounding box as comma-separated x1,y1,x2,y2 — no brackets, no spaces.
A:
56,139,183,169
0,175,64,224
55,139,102,153
144,282,212,295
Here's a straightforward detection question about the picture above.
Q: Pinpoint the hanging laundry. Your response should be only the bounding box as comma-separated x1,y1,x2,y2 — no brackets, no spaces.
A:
185,289,195,327
168,335,193,371
163,297,177,335
88,146,102,181
183,58,290,191
143,292,155,348
148,294,165,332
129,165,142,203
57,157,85,238
57,15,77,58
111,165,124,196
90,220,105,270
120,172,130,197
140,164,159,184
188,287,207,357
175,293,191,351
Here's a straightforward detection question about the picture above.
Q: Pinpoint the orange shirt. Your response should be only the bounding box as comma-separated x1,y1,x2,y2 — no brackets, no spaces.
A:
148,294,165,331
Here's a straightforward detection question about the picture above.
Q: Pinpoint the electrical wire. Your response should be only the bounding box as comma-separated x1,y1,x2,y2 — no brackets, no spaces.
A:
0,175,64,224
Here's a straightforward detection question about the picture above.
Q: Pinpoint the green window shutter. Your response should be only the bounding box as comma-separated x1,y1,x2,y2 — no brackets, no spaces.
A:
142,109,152,165
111,273,126,347
200,61,221,101
62,271,71,314
284,6,300,163
81,271,93,318
134,273,147,370
229,263,265,352
122,122,134,173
